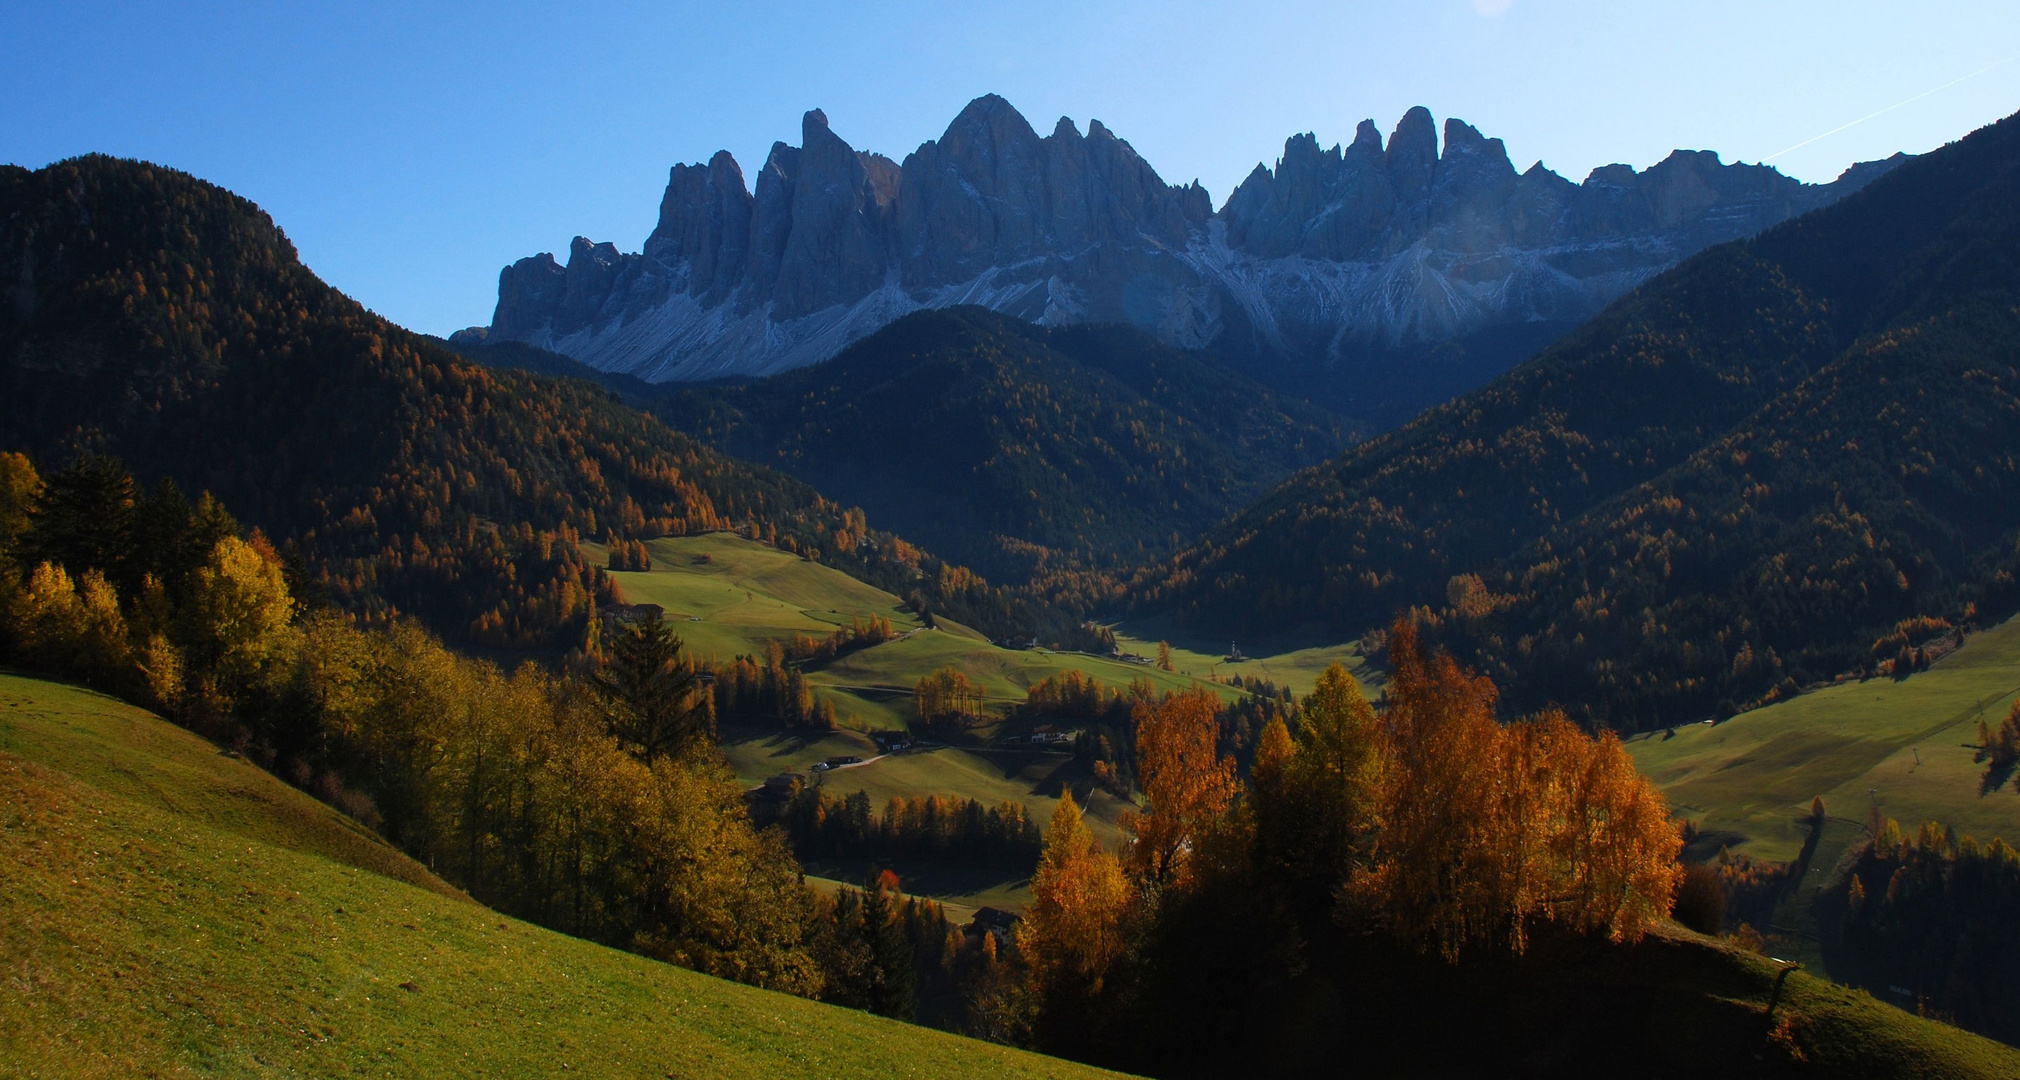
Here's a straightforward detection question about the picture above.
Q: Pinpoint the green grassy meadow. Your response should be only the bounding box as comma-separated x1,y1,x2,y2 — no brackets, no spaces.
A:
595,532,1375,915
1107,618,1370,697
591,533,1239,734
585,532,946,662
1628,615,2020,863
0,670,1123,1079
722,731,1132,913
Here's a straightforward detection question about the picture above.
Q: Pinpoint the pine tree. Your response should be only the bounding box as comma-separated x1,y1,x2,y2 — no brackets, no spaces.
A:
863,870,917,1020
24,455,137,581
1252,663,1378,920
592,613,710,763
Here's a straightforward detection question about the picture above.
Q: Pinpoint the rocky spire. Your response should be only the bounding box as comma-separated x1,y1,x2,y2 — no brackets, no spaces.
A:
645,150,752,301
1430,118,1518,251
770,109,892,318
746,140,800,307
556,237,627,334
1369,106,1434,249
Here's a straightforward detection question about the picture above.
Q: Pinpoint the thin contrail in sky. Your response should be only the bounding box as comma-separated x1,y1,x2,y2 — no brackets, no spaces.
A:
1764,55,2017,162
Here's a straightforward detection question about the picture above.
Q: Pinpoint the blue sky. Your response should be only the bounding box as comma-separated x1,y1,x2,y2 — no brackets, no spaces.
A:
5,1,2017,335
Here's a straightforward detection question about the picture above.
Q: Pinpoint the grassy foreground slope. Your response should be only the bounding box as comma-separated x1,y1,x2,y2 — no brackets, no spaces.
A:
1628,615,2020,863
0,672,1119,1080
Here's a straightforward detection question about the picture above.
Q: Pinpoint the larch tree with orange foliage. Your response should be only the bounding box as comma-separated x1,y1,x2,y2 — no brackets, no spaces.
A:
1019,791,1130,1011
1347,619,1682,959
1352,618,1521,958
1541,715,1684,941
1125,688,1239,897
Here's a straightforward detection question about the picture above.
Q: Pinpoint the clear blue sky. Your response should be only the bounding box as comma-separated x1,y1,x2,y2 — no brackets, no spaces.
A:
5,1,2017,335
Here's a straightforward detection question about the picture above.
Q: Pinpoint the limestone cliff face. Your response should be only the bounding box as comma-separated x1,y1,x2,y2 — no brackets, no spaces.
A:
483,96,1903,388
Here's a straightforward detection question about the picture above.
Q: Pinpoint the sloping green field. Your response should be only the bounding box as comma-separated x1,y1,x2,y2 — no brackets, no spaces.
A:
722,730,1132,913
601,532,1372,915
1108,619,1369,698
587,532,951,663
1628,616,2020,862
0,672,1122,1080
592,533,1236,733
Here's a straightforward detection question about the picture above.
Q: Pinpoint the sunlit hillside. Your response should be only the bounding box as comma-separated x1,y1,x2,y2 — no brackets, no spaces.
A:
0,671,1124,1079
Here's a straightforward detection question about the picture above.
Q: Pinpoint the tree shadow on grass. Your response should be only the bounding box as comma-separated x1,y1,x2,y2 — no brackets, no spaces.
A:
720,723,862,760
1980,758,2016,796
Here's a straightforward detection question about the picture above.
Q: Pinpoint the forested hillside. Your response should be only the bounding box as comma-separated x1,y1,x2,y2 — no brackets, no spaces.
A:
654,307,1354,586
1138,109,2020,729
0,156,1081,647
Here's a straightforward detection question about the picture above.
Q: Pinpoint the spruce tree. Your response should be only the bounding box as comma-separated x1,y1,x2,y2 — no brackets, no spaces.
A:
24,455,136,581
863,871,918,1020
591,613,709,763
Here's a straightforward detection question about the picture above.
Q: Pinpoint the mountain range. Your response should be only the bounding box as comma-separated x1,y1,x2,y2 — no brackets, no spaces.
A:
1136,108,2020,729
471,95,1903,421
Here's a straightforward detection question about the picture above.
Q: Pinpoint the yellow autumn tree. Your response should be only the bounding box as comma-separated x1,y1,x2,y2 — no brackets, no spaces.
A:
6,561,131,688
181,533,296,685
1019,791,1130,999
0,451,40,562
914,666,986,730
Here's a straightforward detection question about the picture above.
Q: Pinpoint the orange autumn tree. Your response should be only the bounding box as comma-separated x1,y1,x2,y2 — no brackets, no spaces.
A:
1019,791,1130,1000
1353,618,1520,958
1125,688,1240,897
1349,619,1682,959
1537,712,1684,941
914,666,986,731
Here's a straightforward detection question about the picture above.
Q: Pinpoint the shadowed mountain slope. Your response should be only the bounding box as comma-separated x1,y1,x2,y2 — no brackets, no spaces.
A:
0,155,1083,648
1137,109,2020,729
654,307,1355,585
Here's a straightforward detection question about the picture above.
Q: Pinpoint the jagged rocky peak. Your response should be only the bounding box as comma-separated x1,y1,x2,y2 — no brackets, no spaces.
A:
1217,107,1839,261
767,108,893,317
485,96,1907,390
898,95,1205,284
644,149,750,301
488,94,1214,358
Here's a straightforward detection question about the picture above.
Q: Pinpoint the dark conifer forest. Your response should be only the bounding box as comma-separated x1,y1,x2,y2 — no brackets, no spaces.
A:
652,306,1355,586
